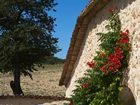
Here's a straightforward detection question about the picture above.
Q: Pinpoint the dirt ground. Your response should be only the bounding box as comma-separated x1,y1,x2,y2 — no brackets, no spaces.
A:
0,97,69,105
0,64,66,97
0,97,48,105
0,64,68,105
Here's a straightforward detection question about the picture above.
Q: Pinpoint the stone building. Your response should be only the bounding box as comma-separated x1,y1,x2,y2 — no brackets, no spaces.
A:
59,0,140,104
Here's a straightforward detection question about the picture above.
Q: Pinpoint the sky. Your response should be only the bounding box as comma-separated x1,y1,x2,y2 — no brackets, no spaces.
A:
52,0,90,59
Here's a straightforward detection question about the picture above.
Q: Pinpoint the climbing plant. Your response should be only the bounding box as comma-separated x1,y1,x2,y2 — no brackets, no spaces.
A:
69,8,131,105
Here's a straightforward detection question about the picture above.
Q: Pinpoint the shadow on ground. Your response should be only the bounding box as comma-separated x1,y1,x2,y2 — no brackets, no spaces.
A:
0,98,47,105
0,96,68,105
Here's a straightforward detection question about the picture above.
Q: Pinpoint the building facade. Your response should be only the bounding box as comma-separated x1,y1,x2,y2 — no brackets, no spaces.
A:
60,0,140,104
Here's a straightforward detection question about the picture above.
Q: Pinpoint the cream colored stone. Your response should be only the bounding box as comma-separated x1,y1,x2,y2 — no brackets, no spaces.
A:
66,0,140,104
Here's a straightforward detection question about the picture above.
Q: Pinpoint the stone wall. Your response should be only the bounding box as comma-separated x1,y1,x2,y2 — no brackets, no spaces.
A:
66,0,140,104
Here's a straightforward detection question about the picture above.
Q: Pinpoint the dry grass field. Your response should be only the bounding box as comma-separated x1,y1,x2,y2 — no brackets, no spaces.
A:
0,64,66,97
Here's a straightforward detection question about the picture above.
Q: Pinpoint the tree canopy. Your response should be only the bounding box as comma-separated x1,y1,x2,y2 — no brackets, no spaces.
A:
0,0,60,78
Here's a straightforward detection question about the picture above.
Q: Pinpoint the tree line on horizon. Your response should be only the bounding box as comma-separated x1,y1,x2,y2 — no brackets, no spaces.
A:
42,56,65,65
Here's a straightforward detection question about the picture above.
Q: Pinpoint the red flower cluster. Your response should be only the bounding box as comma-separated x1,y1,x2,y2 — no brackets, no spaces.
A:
118,30,129,44
100,51,105,58
120,29,129,36
100,65,106,72
100,47,124,72
81,83,89,88
108,48,123,70
69,99,72,105
87,61,95,68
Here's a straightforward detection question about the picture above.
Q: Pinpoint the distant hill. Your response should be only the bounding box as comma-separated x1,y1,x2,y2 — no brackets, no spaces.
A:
42,56,65,65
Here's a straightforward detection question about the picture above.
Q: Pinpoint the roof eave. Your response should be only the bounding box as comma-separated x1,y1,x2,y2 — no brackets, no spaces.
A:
59,0,111,87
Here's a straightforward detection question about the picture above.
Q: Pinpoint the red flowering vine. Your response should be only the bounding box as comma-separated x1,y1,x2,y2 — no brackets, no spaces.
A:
69,99,72,105
120,29,129,36
100,65,106,72
70,8,131,105
81,83,89,88
100,46,124,73
87,61,95,68
100,51,105,58
118,30,129,44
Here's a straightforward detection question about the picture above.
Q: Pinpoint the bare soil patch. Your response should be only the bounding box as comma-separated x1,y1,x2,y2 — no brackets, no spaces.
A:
0,64,65,97
0,96,68,105
0,64,67,105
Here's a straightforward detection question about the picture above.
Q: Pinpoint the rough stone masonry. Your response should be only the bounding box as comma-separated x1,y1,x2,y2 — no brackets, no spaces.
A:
65,0,140,104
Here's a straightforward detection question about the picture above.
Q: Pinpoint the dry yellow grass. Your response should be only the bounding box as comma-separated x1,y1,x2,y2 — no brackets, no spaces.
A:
0,64,66,97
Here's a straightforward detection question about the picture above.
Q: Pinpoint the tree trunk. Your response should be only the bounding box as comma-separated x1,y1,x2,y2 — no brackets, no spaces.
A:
11,66,24,96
